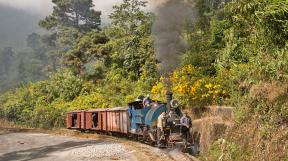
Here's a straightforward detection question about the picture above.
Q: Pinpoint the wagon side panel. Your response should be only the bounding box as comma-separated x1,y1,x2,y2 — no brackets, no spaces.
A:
102,111,107,131
122,111,128,134
81,111,86,129
66,113,72,129
76,112,81,129
107,111,112,131
86,112,92,130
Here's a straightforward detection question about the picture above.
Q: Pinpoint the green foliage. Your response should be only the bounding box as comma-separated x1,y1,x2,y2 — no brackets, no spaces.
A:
39,0,101,32
202,0,288,160
110,0,150,32
38,0,103,74
46,70,84,101
0,70,84,127
63,32,109,75
105,0,157,80
181,0,227,76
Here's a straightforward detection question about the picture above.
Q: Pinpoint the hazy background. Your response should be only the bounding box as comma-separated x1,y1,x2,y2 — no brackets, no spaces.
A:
0,0,122,17
0,0,122,49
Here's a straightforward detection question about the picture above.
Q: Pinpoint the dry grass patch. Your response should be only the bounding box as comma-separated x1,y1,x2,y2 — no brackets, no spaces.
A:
250,82,288,103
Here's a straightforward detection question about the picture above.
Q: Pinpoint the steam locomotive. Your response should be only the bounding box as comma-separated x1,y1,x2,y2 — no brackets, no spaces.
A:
66,93,198,154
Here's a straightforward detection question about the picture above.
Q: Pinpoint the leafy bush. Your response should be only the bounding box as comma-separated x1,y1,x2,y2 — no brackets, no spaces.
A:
0,70,85,127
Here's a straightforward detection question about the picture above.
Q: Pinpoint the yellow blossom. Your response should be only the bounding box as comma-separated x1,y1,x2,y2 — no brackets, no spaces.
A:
205,83,213,89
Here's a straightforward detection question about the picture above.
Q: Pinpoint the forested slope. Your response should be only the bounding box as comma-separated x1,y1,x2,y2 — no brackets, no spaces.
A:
0,0,287,160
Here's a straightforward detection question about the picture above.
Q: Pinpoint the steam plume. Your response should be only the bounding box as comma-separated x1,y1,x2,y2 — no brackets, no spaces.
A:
151,0,194,74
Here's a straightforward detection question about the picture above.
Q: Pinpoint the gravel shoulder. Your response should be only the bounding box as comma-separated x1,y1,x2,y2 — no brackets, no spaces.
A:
0,129,196,161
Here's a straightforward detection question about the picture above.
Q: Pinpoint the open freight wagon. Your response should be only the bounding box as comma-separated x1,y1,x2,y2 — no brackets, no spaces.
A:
66,107,130,134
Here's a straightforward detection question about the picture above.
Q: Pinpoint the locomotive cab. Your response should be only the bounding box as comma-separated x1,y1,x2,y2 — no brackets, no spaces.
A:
152,94,197,154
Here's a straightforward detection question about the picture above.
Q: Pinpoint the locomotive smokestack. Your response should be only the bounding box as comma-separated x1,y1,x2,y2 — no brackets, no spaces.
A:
166,92,173,111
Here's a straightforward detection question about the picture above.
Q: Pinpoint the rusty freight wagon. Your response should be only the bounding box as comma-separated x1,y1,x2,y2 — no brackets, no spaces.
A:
106,107,130,134
85,109,107,131
67,107,130,134
66,110,85,129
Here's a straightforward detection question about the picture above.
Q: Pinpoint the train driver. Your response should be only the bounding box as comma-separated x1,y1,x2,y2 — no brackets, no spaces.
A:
180,112,192,142
157,111,167,145
143,94,152,107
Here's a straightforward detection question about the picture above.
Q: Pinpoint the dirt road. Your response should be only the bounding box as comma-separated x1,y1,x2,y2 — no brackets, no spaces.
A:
0,129,196,161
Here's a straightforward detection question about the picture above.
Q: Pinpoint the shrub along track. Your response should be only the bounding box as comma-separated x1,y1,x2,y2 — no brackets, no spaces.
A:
0,128,197,161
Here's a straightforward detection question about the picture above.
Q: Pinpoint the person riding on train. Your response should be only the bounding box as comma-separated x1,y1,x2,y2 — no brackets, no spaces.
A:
180,112,192,142
143,94,152,108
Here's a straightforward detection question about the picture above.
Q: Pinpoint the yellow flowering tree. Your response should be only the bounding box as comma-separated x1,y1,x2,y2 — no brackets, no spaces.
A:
151,76,167,101
151,65,226,108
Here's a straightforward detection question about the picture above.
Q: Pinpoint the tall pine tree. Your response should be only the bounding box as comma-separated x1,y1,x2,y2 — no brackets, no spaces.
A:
39,0,101,32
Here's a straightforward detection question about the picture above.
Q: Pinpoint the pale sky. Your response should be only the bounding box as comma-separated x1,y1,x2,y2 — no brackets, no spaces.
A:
0,0,154,48
0,0,122,20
